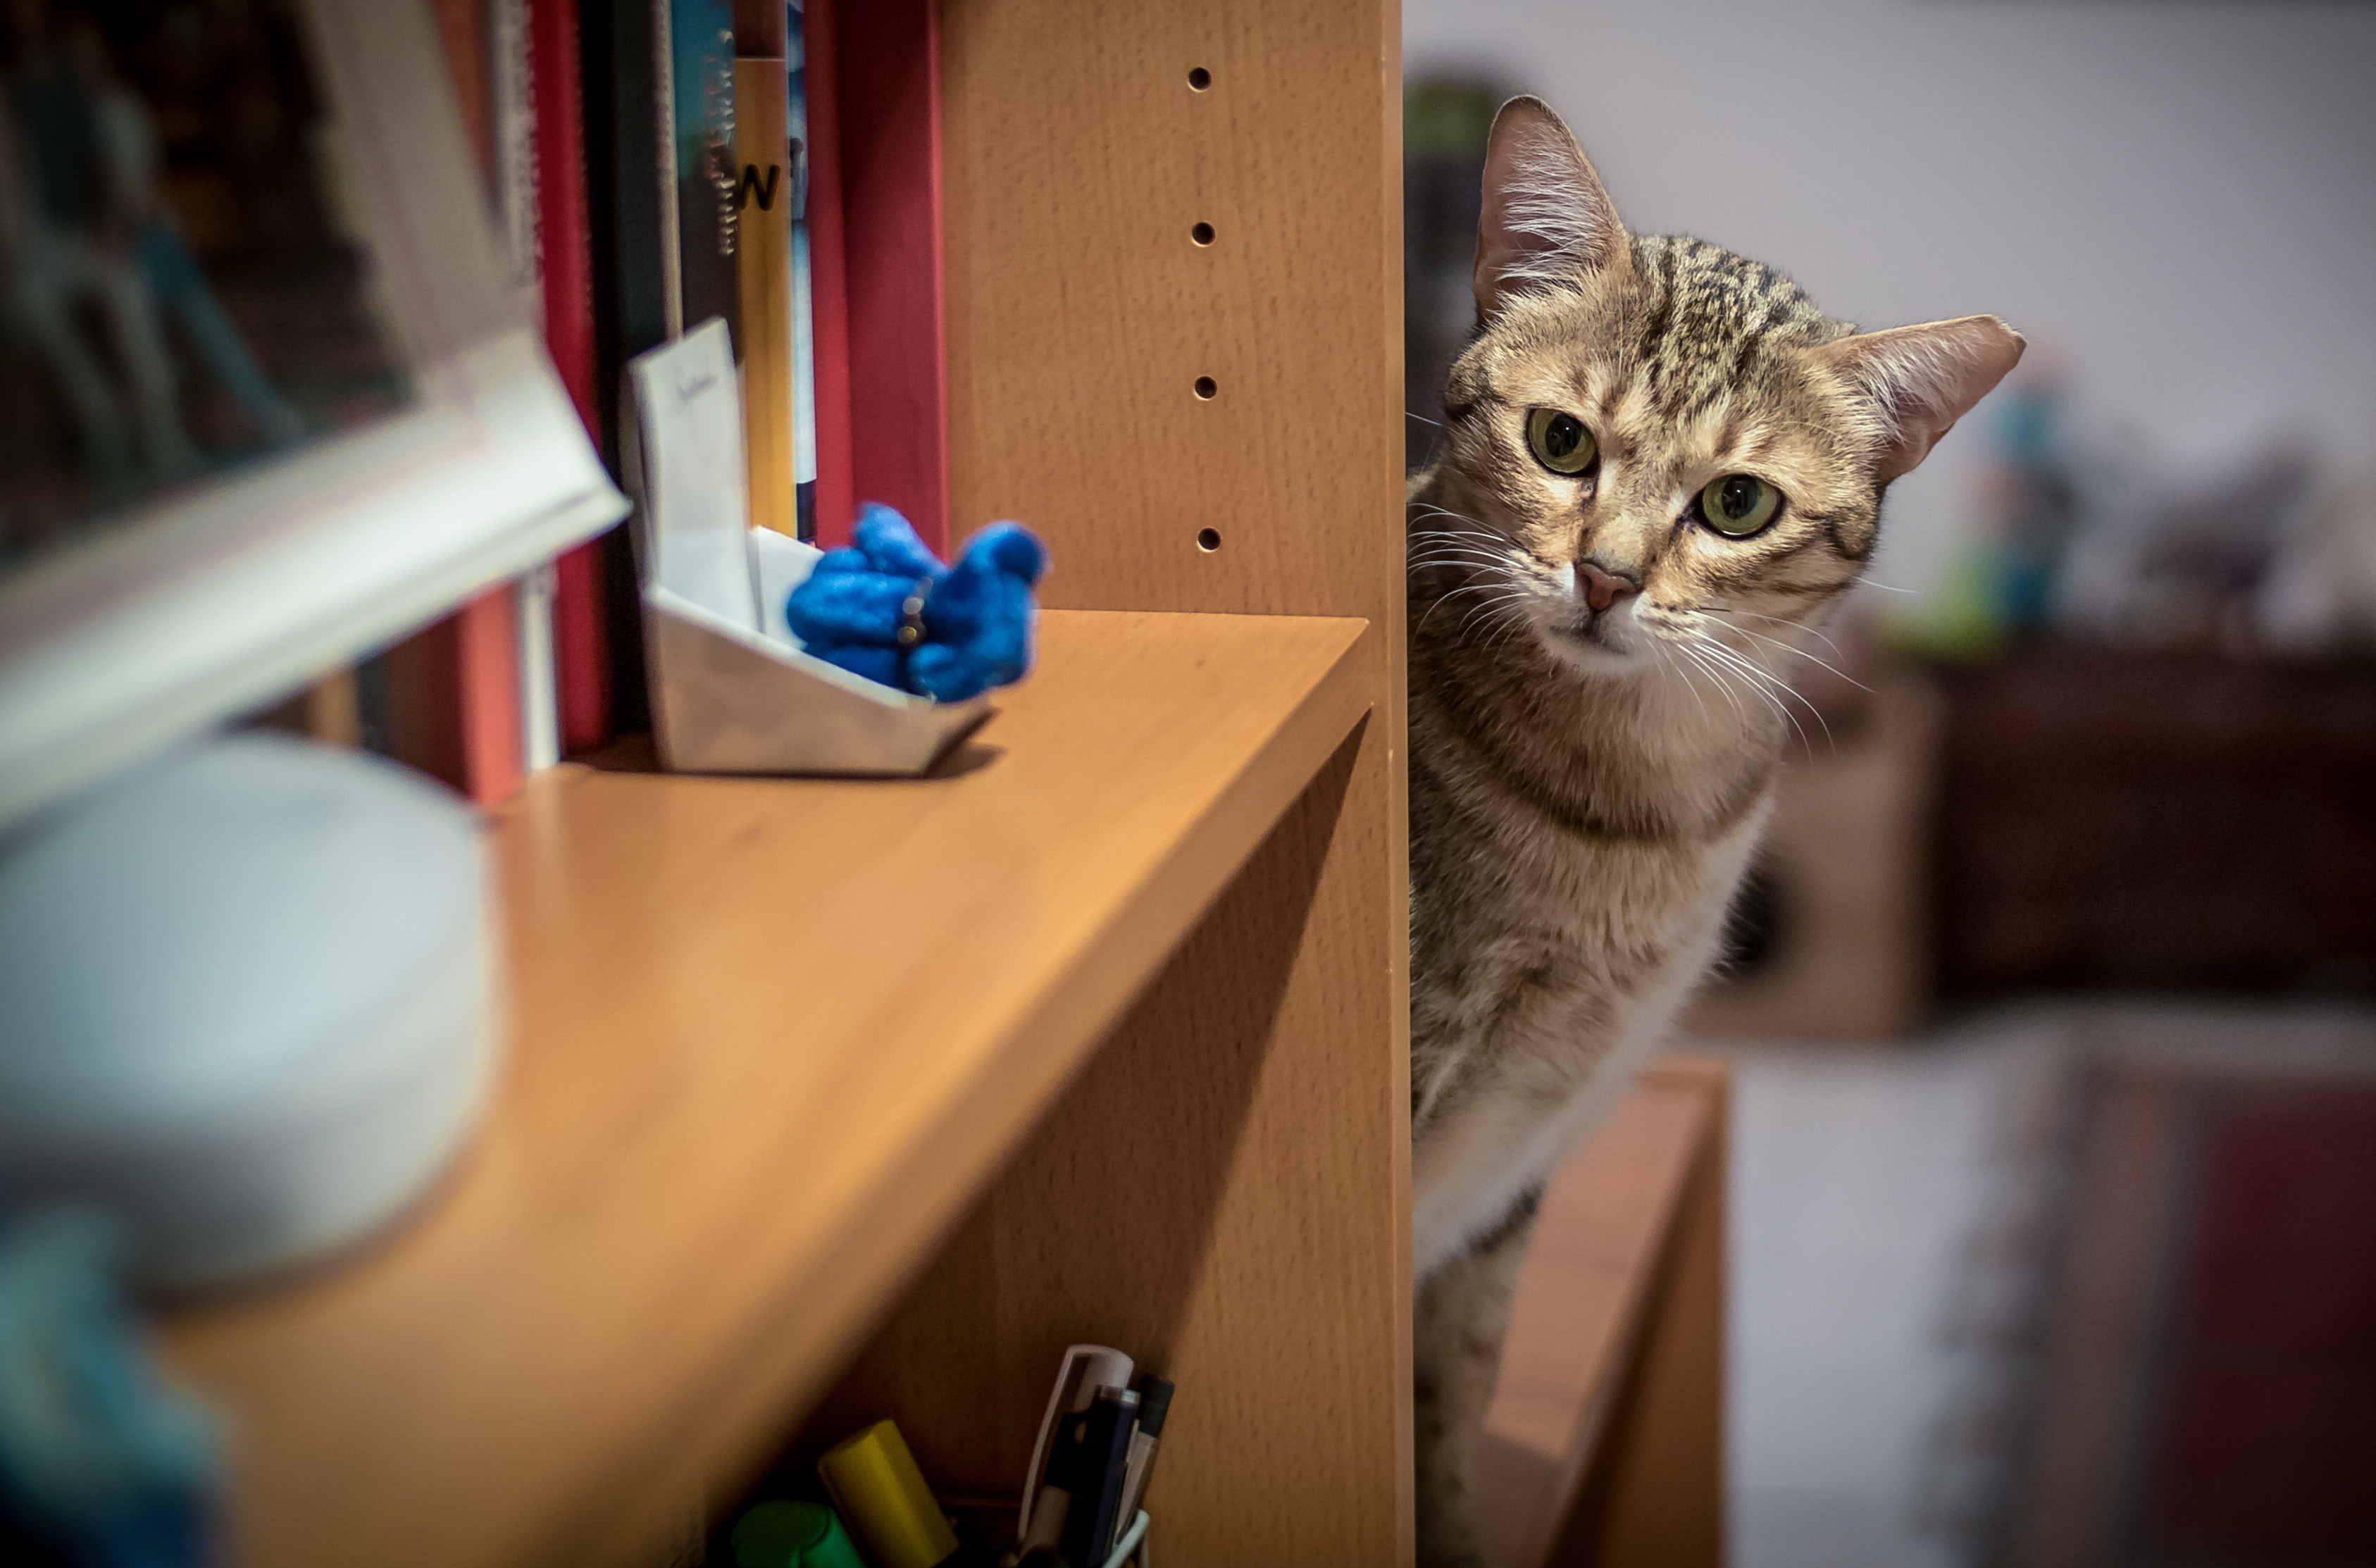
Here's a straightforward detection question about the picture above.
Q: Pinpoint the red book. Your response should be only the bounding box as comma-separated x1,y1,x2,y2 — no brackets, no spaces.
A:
529,0,611,752
835,0,949,555
456,592,523,803
804,0,855,549
404,0,522,807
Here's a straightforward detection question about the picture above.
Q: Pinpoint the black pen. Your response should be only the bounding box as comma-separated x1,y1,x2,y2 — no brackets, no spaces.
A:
1109,1376,1172,1550
1059,1386,1138,1568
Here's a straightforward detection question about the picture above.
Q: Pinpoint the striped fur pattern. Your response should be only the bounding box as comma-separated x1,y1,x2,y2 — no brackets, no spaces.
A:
1408,98,2020,1566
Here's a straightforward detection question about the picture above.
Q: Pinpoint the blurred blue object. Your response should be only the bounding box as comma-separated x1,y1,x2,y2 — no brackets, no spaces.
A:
1991,381,2079,633
0,1209,217,1568
785,505,1047,702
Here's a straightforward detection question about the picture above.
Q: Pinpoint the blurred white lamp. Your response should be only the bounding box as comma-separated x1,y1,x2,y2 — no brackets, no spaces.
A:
0,733,497,1290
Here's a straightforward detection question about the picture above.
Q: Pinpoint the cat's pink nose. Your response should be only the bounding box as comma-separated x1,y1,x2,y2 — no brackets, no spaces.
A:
1576,560,1639,614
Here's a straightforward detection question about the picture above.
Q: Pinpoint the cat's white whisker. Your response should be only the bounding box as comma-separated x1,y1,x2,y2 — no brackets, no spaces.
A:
1689,631,1831,756
1408,547,1522,572
1407,505,1495,530
1649,635,1714,730
1710,621,1873,697
1672,635,1750,730
1701,604,1846,659
1414,580,1517,639
1681,629,1786,731
1455,589,1534,645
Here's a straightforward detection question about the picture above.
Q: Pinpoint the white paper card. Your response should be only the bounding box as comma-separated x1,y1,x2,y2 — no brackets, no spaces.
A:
629,320,761,632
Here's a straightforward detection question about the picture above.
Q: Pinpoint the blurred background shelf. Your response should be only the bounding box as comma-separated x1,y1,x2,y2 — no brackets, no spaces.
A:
1933,644,2376,998
158,606,1372,1568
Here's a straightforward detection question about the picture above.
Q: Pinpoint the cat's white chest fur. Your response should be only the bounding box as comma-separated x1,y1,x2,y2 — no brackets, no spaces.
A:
1408,806,1763,1279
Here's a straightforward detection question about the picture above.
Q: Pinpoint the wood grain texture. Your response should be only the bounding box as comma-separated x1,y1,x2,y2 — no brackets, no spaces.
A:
941,0,1404,626
838,0,950,549
1472,1060,1729,1568
804,722,1405,1565
159,609,1370,1568
931,2,1412,1554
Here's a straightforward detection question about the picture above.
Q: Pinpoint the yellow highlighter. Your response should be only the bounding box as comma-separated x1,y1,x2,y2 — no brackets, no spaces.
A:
816,1419,960,1568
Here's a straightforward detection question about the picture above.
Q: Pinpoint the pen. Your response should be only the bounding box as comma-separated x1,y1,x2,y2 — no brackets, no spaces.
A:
1058,1386,1138,1568
1109,1376,1171,1550
1019,1346,1133,1553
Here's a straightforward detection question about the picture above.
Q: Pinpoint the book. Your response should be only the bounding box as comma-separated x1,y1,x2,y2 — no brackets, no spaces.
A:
493,0,558,776
580,0,672,733
666,0,741,349
403,0,525,807
802,0,853,547
456,592,525,802
786,1,818,542
492,0,537,301
529,0,613,751
734,42,796,538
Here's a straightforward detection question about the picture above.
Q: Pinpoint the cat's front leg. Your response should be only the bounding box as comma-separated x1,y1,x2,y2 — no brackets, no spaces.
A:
1414,1183,1543,1568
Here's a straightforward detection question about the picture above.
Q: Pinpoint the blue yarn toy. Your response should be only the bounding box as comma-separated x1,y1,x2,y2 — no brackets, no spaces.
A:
785,504,1047,702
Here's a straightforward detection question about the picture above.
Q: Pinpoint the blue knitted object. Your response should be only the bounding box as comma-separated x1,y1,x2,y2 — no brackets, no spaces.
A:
785,504,1047,702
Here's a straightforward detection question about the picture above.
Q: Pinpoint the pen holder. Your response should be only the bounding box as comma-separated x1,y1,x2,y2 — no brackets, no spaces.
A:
983,1507,1147,1568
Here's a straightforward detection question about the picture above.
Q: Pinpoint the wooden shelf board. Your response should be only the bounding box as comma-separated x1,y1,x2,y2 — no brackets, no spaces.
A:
159,608,1374,1568
1474,1060,1727,1568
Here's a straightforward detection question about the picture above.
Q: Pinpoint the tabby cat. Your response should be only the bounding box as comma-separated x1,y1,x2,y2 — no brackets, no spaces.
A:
1407,98,2021,1564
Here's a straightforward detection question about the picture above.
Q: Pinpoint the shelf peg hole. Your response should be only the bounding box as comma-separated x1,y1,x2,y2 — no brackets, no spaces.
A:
1187,66,1212,90
1193,375,1217,400
1196,528,1222,552
1190,221,1215,246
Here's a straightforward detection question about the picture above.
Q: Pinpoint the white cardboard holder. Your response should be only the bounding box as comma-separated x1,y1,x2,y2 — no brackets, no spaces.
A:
626,322,991,776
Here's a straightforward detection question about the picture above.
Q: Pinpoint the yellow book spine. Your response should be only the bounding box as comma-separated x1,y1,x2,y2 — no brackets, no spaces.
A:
735,56,796,537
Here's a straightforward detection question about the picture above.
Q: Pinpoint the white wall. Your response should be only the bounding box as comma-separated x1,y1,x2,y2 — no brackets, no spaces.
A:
1404,0,2376,596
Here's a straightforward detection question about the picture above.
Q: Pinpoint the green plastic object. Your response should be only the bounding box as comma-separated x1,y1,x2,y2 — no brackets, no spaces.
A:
732,1500,867,1568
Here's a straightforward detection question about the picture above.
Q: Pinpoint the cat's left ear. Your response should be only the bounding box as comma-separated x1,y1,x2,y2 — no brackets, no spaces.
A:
1815,316,2026,483
1474,97,1627,320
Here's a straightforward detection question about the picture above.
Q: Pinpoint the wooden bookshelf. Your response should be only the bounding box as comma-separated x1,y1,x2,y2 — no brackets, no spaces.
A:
163,1,1422,1564
159,609,1373,1568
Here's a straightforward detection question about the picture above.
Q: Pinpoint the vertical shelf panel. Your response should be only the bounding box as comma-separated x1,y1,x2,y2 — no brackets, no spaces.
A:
939,0,1405,627
809,730,1402,1564
819,0,1415,1561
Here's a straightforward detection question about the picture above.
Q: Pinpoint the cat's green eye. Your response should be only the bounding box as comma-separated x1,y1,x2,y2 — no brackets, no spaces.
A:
1698,473,1782,538
1526,408,1598,475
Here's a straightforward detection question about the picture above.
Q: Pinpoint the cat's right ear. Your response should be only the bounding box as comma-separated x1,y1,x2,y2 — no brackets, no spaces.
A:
1474,97,1626,320
1814,316,2026,484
